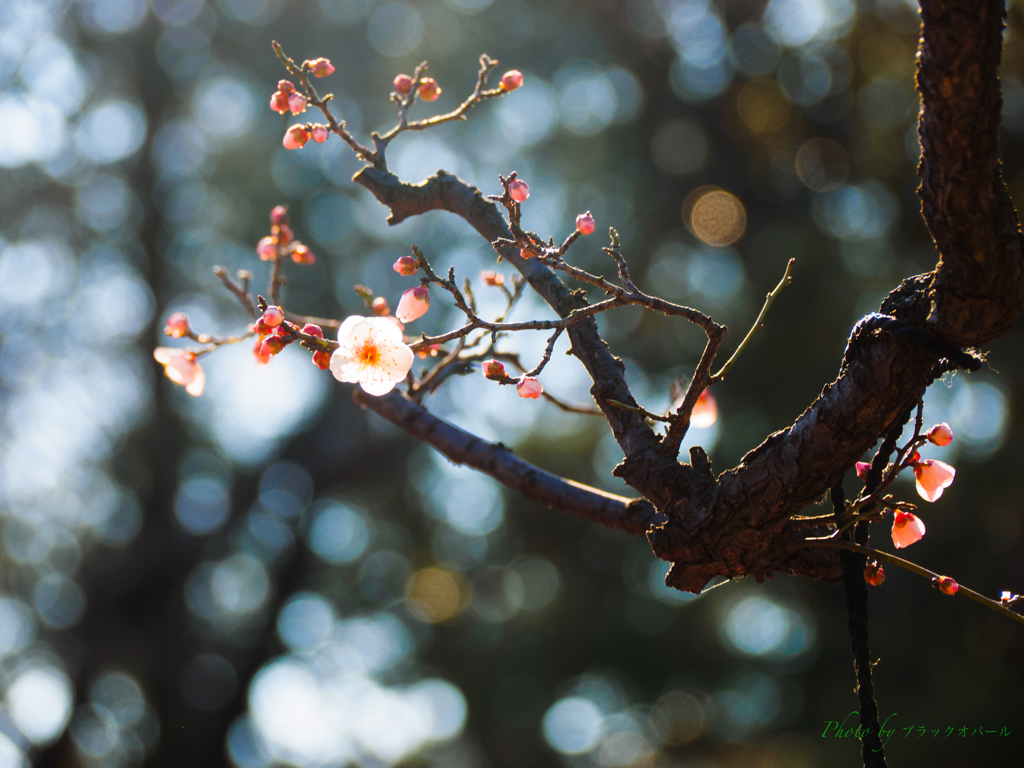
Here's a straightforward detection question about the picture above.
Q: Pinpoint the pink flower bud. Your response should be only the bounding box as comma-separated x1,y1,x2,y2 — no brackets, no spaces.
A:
508,179,529,202
691,388,718,428
926,423,953,446
262,306,285,327
291,244,315,264
278,80,295,95
864,561,885,586
576,211,596,235
891,511,926,549
153,347,205,396
913,459,955,502
371,296,390,316
482,359,506,380
393,256,419,276
310,124,329,143
254,338,272,365
500,70,523,91
309,58,335,78
165,312,190,338
855,461,871,481
277,224,294,245
257,236,279,261
288,92,307,115
312,349,332,370
270,205,289,226
260,336,285,357
394,74,415,95
253,319,272,335
395,285,430,323
418,78,441,102
938,576,959,595
519,247,536,260
301,324,323,338
283,125,310,150
481,271,504,286
517,376,543,399
270,91,291,114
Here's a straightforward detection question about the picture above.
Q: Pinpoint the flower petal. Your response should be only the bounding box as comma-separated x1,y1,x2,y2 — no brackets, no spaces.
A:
337,315,368,343
329,349,362,383
185,365,205,396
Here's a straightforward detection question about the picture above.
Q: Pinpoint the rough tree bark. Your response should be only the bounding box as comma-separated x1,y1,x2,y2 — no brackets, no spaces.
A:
350,0,1022,594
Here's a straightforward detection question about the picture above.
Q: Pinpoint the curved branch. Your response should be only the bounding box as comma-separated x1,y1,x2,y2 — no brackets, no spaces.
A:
352,388,664,535
917,0,1024,343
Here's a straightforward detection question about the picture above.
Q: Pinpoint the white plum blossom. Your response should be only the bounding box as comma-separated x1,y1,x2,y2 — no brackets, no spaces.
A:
329,316,414,396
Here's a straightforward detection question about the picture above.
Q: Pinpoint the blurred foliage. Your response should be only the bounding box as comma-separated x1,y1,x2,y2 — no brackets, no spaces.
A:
0,0,1022,767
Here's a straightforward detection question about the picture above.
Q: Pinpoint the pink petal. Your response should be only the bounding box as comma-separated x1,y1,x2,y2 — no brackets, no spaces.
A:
891,511,926,549
914,460,955,502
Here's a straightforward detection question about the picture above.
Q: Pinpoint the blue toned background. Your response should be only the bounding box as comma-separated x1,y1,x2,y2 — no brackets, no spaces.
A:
0,0,1021,766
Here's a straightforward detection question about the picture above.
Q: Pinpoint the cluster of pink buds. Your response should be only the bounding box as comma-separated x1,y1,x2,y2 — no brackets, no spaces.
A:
853,422,957,552
481,360,543,400
393,73,441,102
255,206,316,264
300,323,331,370
270,80,307,116
164,312,191,338
253,305,294,364
304,57,335,78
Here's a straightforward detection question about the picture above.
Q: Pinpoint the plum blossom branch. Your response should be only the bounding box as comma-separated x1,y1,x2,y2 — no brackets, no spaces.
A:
792,538,1024,628
272,41,376,163
372,54,506,156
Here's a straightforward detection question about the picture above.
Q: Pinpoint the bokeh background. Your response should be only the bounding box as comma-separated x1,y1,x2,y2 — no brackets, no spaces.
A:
0,0,1022,766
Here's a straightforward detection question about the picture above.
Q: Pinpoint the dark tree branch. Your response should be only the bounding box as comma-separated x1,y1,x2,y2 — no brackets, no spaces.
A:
352,388,664,535
916,0,1024,345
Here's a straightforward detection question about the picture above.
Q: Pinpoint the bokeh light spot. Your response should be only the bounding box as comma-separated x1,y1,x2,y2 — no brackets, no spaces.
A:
406,567,466,623
796,137,850,192
6,667,74,745
685,188,747,246
735,80,790,134
542,697,604,755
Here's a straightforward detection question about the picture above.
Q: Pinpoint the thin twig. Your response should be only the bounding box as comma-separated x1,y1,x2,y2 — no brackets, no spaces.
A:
214,267,256,319
711,258,794,383
793,538,1024,628
524,327,564,377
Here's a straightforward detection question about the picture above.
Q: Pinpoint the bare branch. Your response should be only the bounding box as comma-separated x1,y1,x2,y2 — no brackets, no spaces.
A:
711,258,795,384
352,388,664,535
